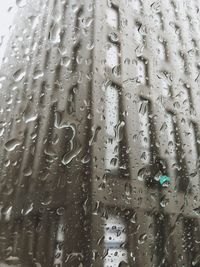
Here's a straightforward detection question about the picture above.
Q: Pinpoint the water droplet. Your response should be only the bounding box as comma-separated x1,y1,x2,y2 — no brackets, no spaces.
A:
135,44,144,57
81,153,90,164
4,159,10,167
125,183,132,196
33,70,44,80
56,207,65,216
62,147,82,165
118,261,129,267
110,157,118,167
21,203,33,215
139,101,148,115
109,32,119,43
61,56,71,67
23,107,38,123
193,207,200,216
5,138,22,151
114,121,125,141
137,167,150,182
138,233,147,244
86,41,94,50
89,126,101,146
112,65,121,77
49,23,61,44
160,196,169,207
16,0,27,8
13,68,25,82
23,166,32,176
0,127,4,137
5,256,20,265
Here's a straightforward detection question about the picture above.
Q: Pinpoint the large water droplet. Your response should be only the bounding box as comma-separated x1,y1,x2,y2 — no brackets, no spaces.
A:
16,0,27,8
138,233,147,244
5,138,22,151
13,68,25,82
33,70,44,80
193,207,200,216
61,56,71,67
62,147,82,165
0,127,4,137
137,167,150,182
109,32,119,43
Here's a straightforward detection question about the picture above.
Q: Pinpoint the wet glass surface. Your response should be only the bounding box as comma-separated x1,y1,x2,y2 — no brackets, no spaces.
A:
1,0,200,266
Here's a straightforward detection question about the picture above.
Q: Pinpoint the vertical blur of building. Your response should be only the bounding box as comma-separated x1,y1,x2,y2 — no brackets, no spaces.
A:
1,0,200,266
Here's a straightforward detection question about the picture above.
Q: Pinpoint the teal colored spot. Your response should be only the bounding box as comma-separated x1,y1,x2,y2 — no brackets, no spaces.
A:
159,175,171,185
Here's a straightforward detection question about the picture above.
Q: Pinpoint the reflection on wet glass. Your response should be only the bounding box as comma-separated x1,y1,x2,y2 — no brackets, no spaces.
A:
0,0,200,266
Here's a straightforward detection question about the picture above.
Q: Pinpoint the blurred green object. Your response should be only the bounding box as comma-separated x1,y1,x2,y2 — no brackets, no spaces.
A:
159,175,171,186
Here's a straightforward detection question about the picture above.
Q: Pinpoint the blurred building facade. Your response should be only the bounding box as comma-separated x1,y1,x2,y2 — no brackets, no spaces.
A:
1,0,200,266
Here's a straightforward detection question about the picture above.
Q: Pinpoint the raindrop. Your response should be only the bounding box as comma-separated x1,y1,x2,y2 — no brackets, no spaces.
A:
44,147,56,157
109,32,119,43
23,166,32,176
138,24,147,36
0,127,4,136
33,70,44,80
114,121,125,141
125,183,132,196
5,256,20,265
112,65,121,78
56,207,65,216
118,261,129,267
81,153,90,164
62,147,82,165
139,100,148,115
160,122,167,132
138,233,147,244
49,23,61,44
21,203,33,215
160,196,169,207
72,4,79,13
110,157,118,167
137,167,150,182
5,138,22,151
41,194,52,206
4,159,10,167
135,44,144,57
13,68,25,82
193,207,200,216
61,56,71,67
23,112,38,123
16,0,27,8
86,41,94,50
89,126,101,146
